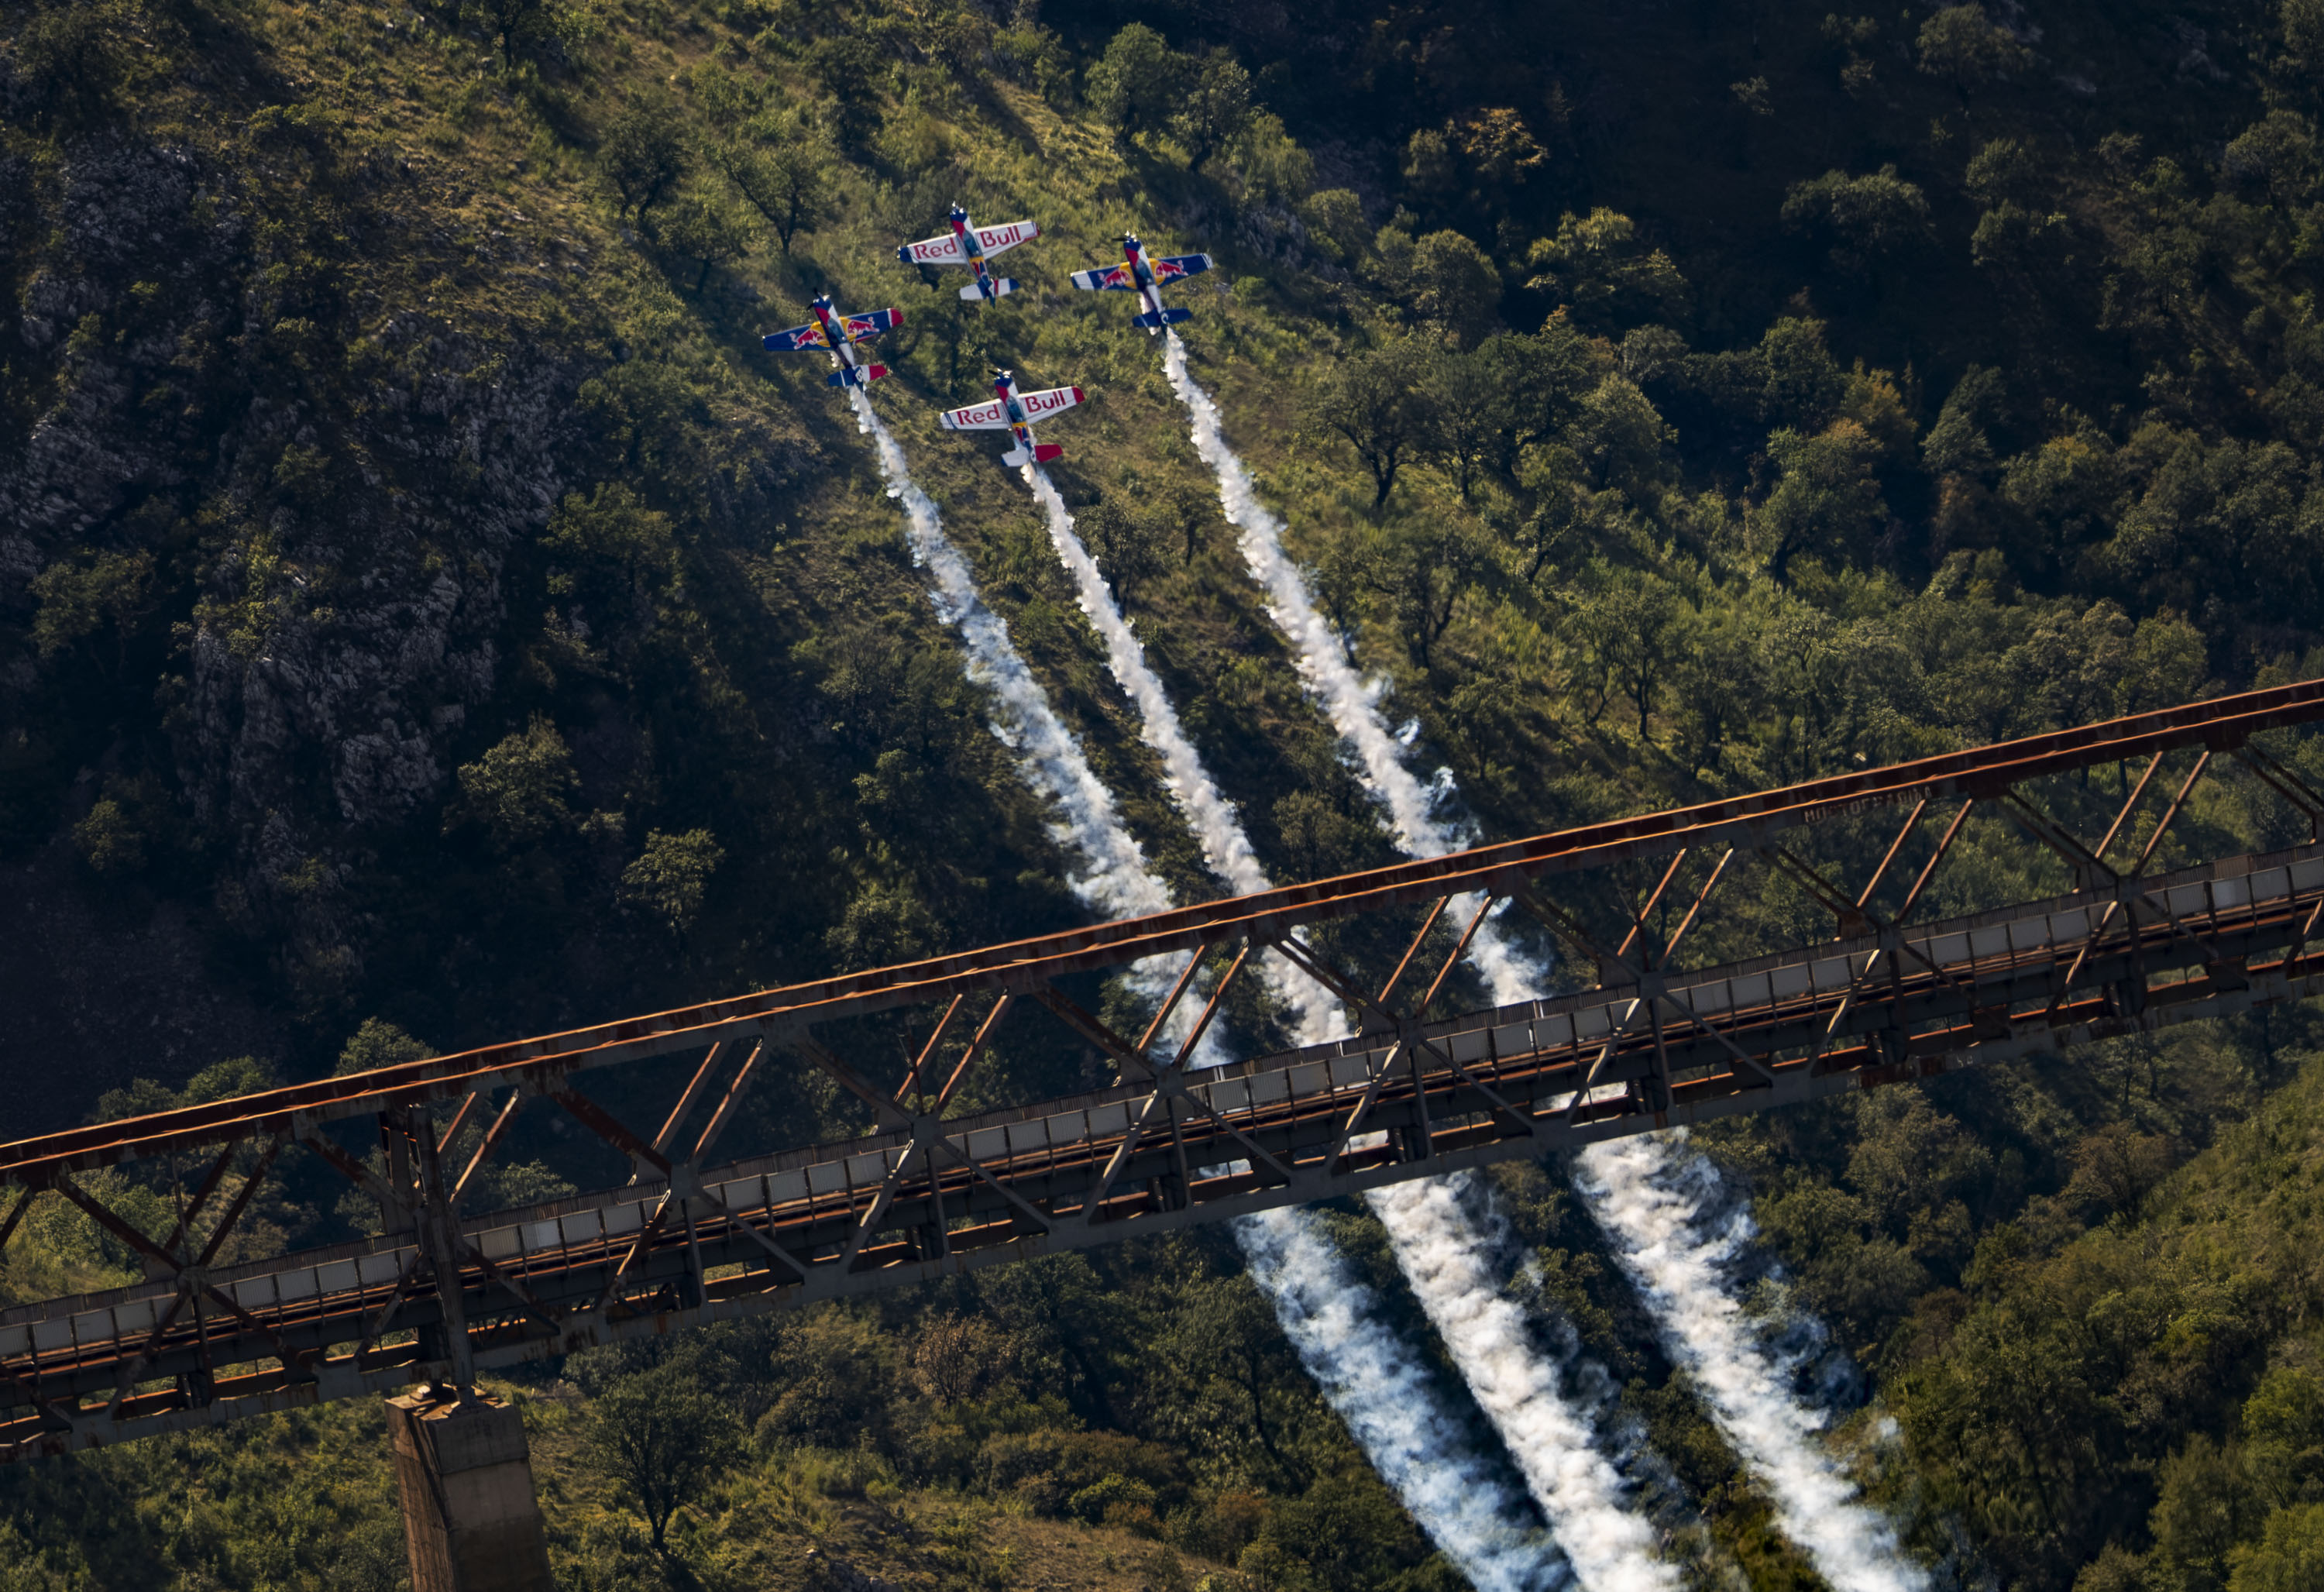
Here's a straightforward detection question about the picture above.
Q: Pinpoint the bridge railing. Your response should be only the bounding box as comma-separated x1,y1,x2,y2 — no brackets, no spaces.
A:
7,680,2324,1459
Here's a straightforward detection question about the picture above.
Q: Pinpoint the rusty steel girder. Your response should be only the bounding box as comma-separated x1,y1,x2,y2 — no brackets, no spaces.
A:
5,679,2324,1460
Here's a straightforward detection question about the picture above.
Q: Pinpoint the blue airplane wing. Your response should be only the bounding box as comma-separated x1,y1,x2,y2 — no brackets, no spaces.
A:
841,308,904,342
761,321,829,352
1154,253,1214,283
1071,264,1139,292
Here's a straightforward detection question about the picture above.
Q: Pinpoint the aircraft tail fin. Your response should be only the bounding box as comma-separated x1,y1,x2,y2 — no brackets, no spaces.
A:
1000,447,1030,467
1033,442,1064,463
826,363,891,388
960,277,1020,302
1133,308,1193,329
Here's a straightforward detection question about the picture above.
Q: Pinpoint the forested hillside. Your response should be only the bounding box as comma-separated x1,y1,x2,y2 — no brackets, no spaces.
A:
9,1,2324,1590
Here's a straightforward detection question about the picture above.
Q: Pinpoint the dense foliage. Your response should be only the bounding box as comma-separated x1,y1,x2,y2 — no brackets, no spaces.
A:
12,0,2324,1589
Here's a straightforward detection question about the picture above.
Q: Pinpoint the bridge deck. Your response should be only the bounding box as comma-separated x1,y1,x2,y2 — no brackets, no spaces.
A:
9,678,2324,1460
8,841,2322,1460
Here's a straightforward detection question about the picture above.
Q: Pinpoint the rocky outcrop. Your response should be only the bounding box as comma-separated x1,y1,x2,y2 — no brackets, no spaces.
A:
2,127,588,999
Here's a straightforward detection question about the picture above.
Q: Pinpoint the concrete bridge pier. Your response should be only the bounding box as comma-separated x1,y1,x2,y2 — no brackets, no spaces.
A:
386,1386,556,1592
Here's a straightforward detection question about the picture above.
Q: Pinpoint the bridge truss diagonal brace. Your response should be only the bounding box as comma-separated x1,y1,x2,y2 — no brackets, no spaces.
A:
1997,786,2119,891
15,841,2324,1463
24,681,2324,1460
1273,931,1537,1146
1502,865,1772,1120
2238,743,2324,838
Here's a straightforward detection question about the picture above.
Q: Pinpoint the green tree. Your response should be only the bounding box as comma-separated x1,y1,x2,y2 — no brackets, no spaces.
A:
617,828,725,934
542,481,676,658
446,717,579,849
656,184,751,291
29,548,153,674
2291,0,2324,61
826,878,939,970
1420,347,1511,498
1566,374,1673,495
13,3,125,132
1255,1471,1434,1590
1965,138,2039,207
1310,348,1432,511
1781,167,1931,276
1171,48,1254,166
1487,320,1602,471
1824,14,1882,95
586,1359,745,1552
336,1019,433,1077
755,1310,903,1447
808,36,885,141
2243,1368,2324,1507
1756,420,1889,579
717,128,830,254
1569,564,1687,735
1367,518,1493,670
2151,1437,2264,1592
2231,1504,2324,1592
1400,128,1458,218
1924,366,2007,477
2100,429,2322,627
1273,789,1377,882
1410,229,1502,348
1753,315,1851,429
1080,500,1169,610
72,797,144,875
1087,23,1185,139
1964,138,2065,272
2061,1123,2174,1222
1894,1297,2116,1577
1521,208,1689,332
601,96,690,229
462,0,564,73
1917,4,2035,109
1452,107,1549,198
1300,188,1369,264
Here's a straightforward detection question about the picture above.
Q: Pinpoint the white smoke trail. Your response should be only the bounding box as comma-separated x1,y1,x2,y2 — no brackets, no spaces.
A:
1372,1174,1677,1592
1162,336,1928,1592
1579,1140,1927,1592
1160,335,1536,1006
851,390,1164,931
1023,463,1334,1047
1023,466,1269,909
1019,460,1661,1592
1239,1207,1568,1592
852,394,1558,1591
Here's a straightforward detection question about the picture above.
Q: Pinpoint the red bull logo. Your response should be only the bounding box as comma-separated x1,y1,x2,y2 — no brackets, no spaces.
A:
1020,386,1084,417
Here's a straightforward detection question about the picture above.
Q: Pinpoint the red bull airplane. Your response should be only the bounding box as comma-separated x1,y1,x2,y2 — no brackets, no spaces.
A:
761,295,905,388
1070,234,1215,334
896,204,1040,303
939,367,1085,467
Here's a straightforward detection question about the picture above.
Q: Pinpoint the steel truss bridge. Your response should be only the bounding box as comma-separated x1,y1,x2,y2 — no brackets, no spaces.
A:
11,681,2324,1461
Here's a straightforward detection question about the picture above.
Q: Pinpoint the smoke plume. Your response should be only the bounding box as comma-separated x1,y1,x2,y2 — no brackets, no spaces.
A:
1020,456,1662,1592
1024,463,1336,1045
853,394,1558,1590
1371,1174,1679,1592
1577,1138,1929,1592
851,391,1164,930
1161,337,1923,1590
1239,1206,1570,1592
